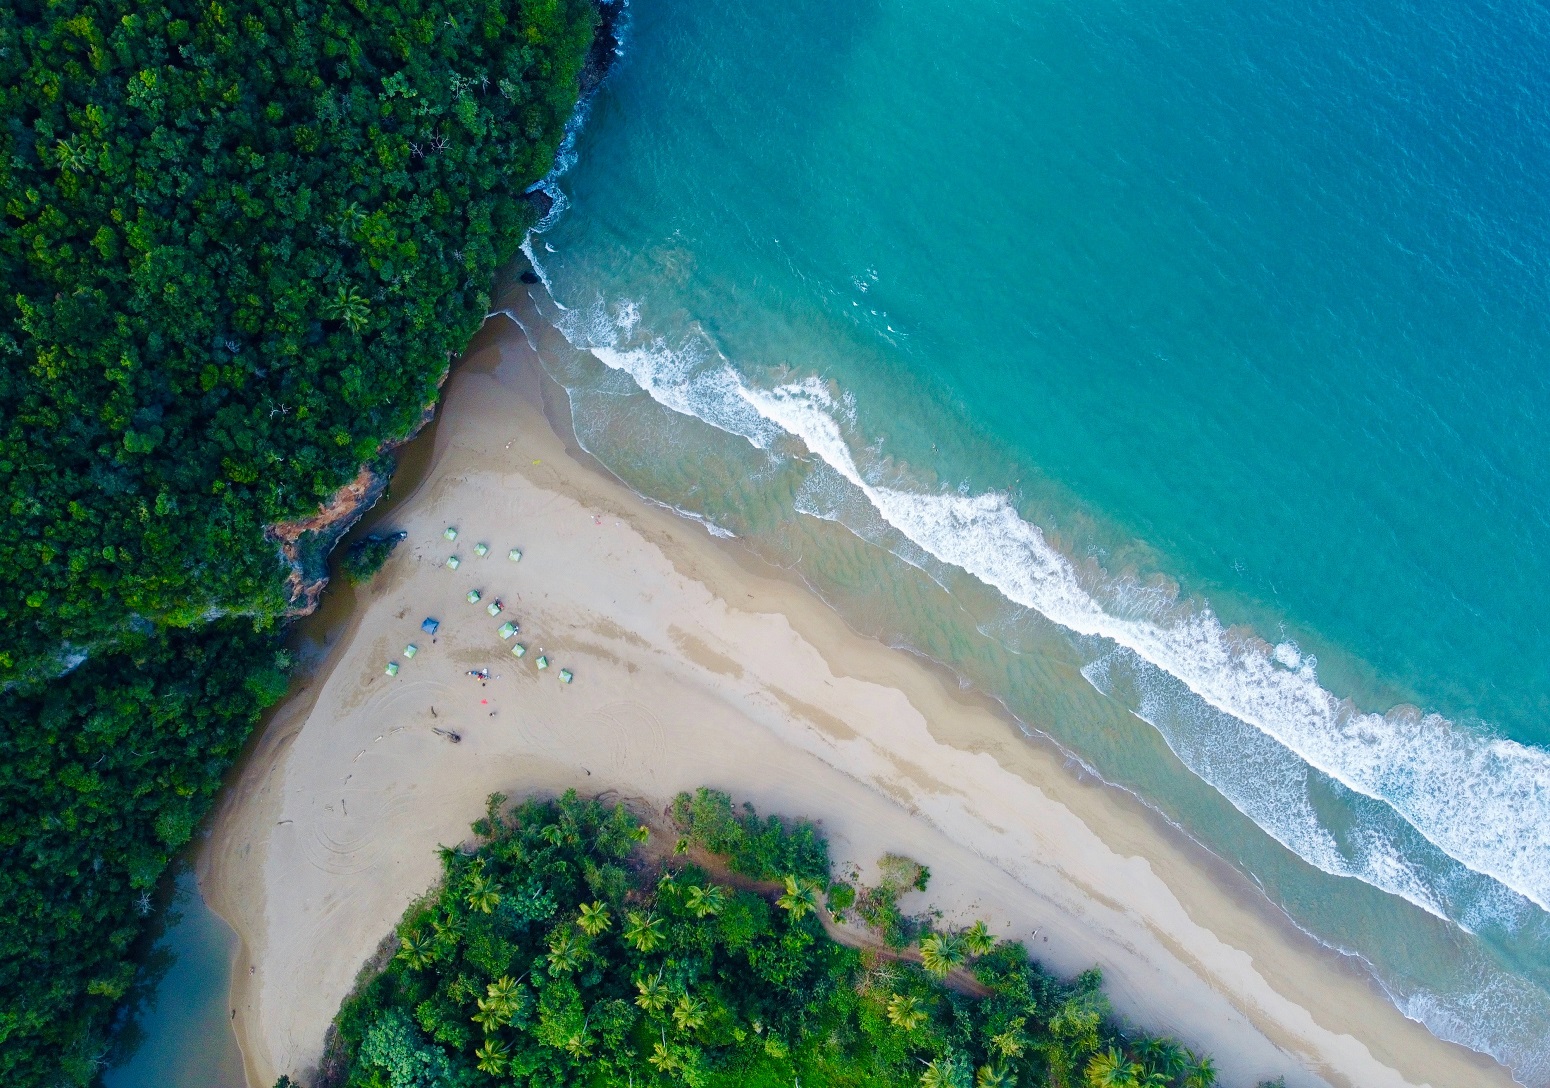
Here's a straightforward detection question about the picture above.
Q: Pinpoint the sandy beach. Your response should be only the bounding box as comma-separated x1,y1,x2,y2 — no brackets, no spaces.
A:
201,287,1517,1088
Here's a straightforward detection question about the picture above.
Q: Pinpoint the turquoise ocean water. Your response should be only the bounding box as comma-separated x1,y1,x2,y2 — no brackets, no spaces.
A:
517,0,1550,1080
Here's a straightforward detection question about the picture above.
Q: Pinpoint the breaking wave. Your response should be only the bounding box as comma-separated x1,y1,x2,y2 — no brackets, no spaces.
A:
539,292,1550,929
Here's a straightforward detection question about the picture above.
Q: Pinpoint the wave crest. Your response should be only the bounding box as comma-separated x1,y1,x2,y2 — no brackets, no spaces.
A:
537,296,1550,922
738,376,1550,916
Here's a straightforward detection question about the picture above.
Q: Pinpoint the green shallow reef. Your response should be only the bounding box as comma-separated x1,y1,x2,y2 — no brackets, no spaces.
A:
0,0,598,1081
306,789,1228,1088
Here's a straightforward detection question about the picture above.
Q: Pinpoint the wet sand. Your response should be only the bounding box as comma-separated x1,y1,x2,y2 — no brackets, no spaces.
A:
202,292,1516,1088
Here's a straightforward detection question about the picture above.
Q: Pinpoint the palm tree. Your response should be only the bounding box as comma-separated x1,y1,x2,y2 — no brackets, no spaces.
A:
624,911,666,952
52,137,88,174
686,884,726,918
886,993,928,1032
323,285,371,333
962,920,995,957
634,973,671,1013
672,994,707,1033
648,1041,681,1074
396,929,437,970
1085,1046,1143,1088
474,1037,510,1075
577,900,611,936
920,1054,970,1088
990,1017,1027,1059
547,925,585,974
465,872,501,914
1135,1038,1184,1079
918,932,967,977
777,875,821,920
472,998,506,1034
1183,1054,1217,1088
486,975,523,1010
975,1064,1013,1088
431,913,461,946
630,823,651,843
338,201,367,237
561,1026,592,1059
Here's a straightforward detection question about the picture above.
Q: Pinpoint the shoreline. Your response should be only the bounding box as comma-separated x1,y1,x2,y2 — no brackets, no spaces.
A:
202,285,1517,1088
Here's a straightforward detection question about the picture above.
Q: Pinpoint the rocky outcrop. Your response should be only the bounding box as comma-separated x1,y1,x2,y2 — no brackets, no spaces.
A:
266,463,391,615
267,396,437,616
521,0,622,225
269,0,621,618
520,186,556,223
580,0,625,97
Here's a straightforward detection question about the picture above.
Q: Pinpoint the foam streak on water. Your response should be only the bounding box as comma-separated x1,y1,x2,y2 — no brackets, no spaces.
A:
555,297,1550,926
742,377,1550,915
1081,649,1537,934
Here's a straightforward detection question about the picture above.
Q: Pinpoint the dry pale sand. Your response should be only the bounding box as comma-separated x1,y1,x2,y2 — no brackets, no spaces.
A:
202,303,1516,1088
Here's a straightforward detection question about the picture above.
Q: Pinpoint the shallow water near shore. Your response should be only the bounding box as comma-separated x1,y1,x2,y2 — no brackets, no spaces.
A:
103,423,449,1088
102,867,245,1088
518,0,1550,1080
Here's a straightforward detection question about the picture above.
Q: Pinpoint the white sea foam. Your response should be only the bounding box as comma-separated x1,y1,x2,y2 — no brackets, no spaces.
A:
734,377,1550,915
519,235,563,301
556,299,782,448
1394,966,1550,1086
541,302,1550,919
1083,650,1540,933
516,51,604,290
642,497,737,539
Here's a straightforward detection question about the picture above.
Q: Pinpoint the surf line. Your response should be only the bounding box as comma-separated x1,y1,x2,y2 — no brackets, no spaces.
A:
545,294,1550,919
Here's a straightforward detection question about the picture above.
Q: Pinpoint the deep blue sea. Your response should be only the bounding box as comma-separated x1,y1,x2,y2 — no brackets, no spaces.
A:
520,0,1550,1079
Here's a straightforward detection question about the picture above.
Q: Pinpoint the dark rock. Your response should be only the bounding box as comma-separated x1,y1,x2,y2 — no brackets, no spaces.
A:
267,465,389,615
581,0,625,97
520,186,555,222
267,388,441,615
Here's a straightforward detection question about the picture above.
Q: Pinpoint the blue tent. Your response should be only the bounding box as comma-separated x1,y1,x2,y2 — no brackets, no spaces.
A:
421,617,440,635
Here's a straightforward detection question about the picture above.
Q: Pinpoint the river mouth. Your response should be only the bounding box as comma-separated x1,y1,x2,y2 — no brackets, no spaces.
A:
100,318,472,1087
102,866,245,1088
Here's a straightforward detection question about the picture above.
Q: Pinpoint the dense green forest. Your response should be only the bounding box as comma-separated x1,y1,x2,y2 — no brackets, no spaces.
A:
0,626,288,1085
0,0,599,1080
343,531,408,583
315,789,1227,1088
